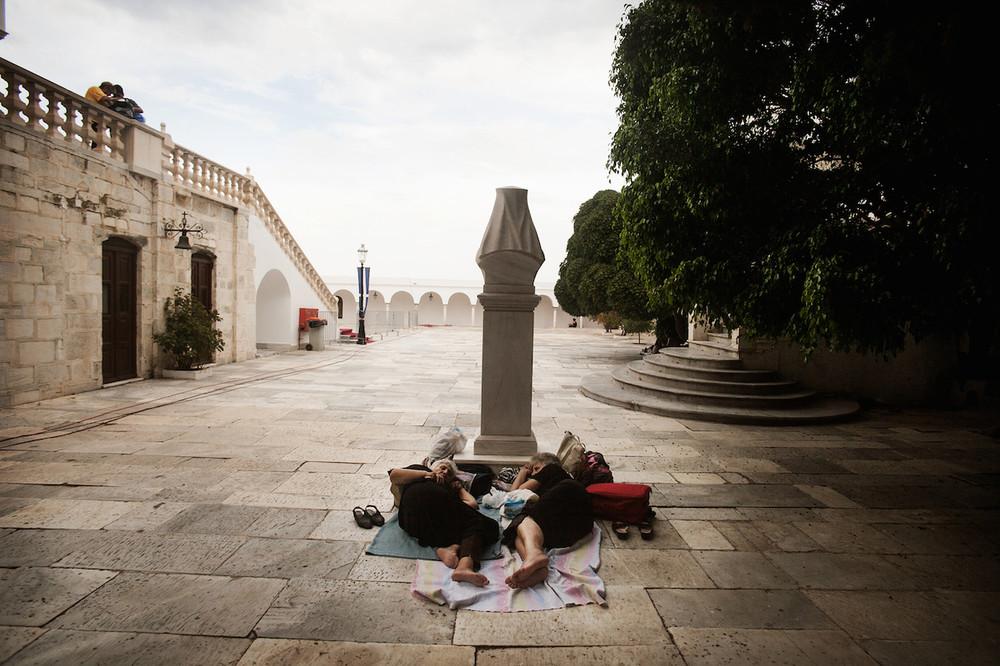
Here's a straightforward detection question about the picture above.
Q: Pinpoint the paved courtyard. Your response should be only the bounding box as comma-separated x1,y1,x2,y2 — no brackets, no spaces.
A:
0,328,998,665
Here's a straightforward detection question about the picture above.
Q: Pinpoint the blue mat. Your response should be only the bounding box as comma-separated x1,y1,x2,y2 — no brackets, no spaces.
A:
366,507,503,561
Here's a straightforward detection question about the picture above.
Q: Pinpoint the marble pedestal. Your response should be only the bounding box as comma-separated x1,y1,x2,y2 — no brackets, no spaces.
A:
466,187,545,464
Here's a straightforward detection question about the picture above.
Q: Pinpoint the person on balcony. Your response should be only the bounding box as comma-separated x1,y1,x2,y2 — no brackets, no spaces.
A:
111,84,144,123
85,81,116,107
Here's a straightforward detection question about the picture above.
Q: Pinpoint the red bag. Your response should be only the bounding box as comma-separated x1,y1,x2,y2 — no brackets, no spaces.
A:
586,483,652,524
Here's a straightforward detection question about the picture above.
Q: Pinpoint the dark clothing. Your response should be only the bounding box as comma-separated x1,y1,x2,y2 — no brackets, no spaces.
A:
397,465,499,568
502,463,594,549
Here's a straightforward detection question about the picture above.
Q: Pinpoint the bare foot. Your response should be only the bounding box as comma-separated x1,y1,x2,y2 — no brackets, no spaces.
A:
452,569,489,587
505,553,549,589
435,545,460,568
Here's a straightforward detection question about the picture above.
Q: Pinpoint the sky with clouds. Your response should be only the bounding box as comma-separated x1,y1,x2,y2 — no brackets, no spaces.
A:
3,0,627,284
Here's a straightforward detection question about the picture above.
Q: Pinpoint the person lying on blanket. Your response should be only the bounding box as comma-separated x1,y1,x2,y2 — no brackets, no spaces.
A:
389,460,500,587
502,452,594,589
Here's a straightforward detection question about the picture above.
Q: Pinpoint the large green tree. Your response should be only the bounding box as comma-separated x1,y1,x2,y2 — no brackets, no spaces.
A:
610,1,995,356
555,190,651,327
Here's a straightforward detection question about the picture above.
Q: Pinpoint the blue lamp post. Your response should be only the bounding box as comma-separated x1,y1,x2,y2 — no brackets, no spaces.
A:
357,244,369,345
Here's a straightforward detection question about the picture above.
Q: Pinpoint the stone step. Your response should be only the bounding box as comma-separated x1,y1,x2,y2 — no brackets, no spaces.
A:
656,347,744,370
626,361,798,395
688,339,739,359
644,353,778,382
580,372,860,425
706,331,732,343
611,366,816,409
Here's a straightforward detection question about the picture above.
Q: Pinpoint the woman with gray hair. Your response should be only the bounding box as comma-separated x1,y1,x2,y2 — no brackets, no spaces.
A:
389,459,499,587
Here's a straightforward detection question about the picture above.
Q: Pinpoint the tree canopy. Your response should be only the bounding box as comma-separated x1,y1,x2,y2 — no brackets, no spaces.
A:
610,1,995,355
554,190,650,323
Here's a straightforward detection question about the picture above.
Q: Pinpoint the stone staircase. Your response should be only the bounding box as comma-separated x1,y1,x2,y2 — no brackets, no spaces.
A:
580,346,860,425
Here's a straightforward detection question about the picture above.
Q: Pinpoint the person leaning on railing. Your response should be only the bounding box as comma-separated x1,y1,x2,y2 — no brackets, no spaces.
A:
85,81,116,107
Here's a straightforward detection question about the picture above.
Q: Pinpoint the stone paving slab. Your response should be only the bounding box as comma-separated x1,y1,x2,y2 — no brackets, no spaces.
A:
765,552,924,589
598,549,714,588
650,589,833,629
476,645,686,666
669,628,875,665
157,503,268,535
0,567,117,626
0,529,109,567
237,639,474,665
453,585,667,647
0,499,133,529
806,590,999,641
0,627,45,662
55,572,284,636
255,579,454,644
859,639,1000,666
692,551,798,589
54,531,245,574
4,630,249,665
214,537,362,579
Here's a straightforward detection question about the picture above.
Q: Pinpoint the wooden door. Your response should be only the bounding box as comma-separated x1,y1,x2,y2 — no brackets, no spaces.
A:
102,238,138,383
191,252,214,311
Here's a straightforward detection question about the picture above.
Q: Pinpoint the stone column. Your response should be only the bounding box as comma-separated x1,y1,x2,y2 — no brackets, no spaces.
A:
474,187,545,456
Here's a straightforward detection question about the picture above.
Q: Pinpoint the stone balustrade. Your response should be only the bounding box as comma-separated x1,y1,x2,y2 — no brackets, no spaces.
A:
1,58,132,162
162,142,337,312
1,56,337,314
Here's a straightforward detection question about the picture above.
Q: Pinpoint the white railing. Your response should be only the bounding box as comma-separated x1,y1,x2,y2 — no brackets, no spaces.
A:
1,57,337,313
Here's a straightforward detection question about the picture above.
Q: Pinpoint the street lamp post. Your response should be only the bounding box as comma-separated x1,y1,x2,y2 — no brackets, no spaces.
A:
356,244,369,345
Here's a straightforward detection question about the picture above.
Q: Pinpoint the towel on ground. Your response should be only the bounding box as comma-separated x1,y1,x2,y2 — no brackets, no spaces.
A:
411,523,605,611
366,507,503,561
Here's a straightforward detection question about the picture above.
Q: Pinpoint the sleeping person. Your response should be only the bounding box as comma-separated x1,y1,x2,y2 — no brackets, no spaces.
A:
502,452,594,589
389,459,500,587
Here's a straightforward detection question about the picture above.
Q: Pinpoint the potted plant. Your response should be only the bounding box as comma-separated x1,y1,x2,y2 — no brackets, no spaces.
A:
154,287,225,379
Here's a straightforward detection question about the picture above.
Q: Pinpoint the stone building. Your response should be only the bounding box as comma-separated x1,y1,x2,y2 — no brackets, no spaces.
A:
0,58,336,406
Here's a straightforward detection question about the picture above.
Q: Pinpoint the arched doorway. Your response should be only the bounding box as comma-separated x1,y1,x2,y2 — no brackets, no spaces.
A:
389,291,416,329
334,289,357,330
256,269,292,347
418,292,444,325
102,237,138,383
534,295,554,329
446,293,473,326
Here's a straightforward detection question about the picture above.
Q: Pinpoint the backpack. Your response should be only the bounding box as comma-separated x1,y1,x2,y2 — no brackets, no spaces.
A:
557,431,586,478
578,450,614,486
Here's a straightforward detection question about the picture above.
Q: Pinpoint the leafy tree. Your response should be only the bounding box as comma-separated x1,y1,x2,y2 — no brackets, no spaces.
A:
154,288,225,370
610,1,995,357
555,190,684,346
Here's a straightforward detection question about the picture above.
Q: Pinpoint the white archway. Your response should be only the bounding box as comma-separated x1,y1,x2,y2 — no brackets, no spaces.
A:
446,293,473,326
389,291,416,329
366,291,387,331
418,291,445,325
256,269,293,347
534,295,554,329
335,289,357,331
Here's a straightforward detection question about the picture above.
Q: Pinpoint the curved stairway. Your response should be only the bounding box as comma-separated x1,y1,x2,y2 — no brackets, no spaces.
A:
580,347,860,425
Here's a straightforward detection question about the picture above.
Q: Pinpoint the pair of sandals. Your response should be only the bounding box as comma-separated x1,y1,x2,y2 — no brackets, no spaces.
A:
612,520,654,541
352,505,385,529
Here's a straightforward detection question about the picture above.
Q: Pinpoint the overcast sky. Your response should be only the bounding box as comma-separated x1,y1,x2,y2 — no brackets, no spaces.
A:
3,0,626,284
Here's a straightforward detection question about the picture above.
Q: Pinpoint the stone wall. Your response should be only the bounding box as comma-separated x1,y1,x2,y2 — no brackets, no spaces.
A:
739,335,958,405
0,122,256,406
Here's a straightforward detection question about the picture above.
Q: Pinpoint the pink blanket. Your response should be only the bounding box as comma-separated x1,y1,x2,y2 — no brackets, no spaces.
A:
411,524,606,612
